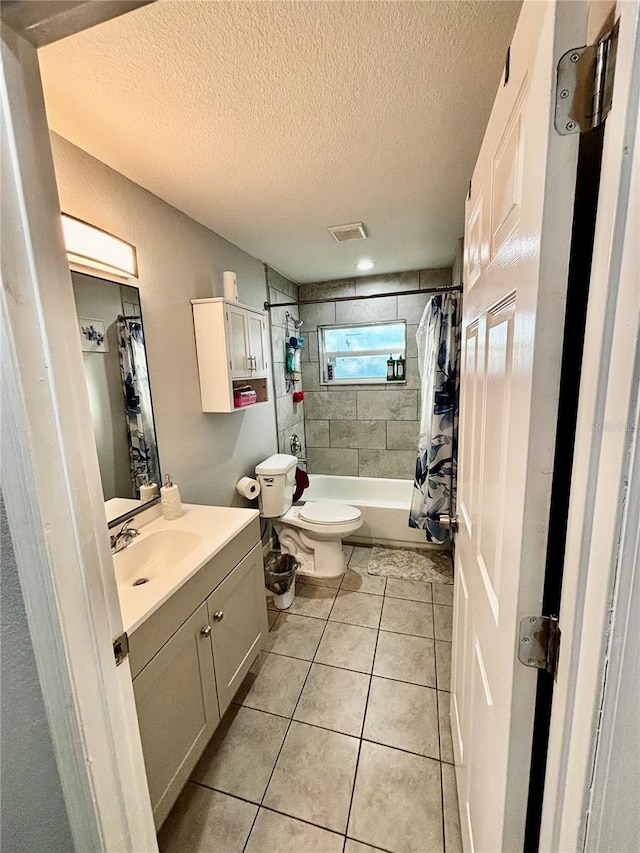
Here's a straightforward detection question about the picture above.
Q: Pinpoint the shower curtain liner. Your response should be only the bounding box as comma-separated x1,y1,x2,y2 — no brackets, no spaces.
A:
116,317,160,495
409,292,461,543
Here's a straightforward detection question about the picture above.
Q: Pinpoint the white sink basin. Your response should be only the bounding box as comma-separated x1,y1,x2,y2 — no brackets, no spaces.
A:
114,529,202,586
112,504,260,633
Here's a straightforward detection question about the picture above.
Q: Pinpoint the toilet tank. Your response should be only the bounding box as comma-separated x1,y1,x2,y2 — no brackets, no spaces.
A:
255,453,298,517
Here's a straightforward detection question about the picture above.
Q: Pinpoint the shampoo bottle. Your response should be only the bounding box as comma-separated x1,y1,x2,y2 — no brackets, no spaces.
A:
161,474,183,520
387,355,395,381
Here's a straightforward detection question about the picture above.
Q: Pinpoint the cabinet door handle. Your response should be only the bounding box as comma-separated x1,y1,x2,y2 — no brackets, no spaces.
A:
213,611,224,622
200,625,212,637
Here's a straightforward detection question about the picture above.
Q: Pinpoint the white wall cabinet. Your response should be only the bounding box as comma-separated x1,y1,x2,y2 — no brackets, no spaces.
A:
192,297,270,412
129,523,267,828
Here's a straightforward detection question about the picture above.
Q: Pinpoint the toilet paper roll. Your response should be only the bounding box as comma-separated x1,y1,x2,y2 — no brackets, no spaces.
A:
139,482,158,501
236,477,261,500
223,270,238,301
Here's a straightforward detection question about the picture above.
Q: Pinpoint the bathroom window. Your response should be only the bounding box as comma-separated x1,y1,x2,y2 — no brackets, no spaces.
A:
318,321,406,385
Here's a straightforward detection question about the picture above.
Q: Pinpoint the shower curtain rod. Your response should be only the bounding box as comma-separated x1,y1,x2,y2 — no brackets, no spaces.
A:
263,284,462,311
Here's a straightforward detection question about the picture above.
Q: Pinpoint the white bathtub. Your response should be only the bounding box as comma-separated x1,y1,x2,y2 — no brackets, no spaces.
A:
303,474,440,550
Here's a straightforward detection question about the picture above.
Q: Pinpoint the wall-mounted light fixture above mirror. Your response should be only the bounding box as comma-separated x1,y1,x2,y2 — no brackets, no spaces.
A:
62,213,138,279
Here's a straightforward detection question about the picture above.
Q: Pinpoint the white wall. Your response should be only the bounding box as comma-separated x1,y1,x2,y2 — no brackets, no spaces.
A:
52,133,278,507
0,493,74,853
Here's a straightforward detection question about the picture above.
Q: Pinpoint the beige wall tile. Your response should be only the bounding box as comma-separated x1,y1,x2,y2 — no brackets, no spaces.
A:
335,295,397,324
386,421,420,450
357,389,418,421
299,301,336,330
305,391,357,420
330,420,386,449
419,268,453,291
299,279,356,302
306,420,330,447
354,270,419,296
307,447,358,475
397,291,431,323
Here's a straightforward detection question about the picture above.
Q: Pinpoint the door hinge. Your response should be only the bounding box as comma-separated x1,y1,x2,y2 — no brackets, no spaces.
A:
113,631,129,666
518,615,561,677
555,21,619,135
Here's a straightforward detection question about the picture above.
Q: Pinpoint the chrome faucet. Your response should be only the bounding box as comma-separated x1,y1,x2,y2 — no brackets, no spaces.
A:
110,518,140,554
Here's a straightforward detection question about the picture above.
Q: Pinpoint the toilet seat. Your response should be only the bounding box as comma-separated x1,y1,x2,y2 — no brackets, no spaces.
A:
298,502,361,525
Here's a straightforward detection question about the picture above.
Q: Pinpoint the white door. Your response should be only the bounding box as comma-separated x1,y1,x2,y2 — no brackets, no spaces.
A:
452,2,589,850
227,304,249,377
246,311,269,376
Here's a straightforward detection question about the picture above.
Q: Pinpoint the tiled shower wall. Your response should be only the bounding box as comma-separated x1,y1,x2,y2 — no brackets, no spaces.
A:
266,267,306,456
299,268,452,479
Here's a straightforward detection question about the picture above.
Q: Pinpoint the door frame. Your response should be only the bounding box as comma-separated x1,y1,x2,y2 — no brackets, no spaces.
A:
1,3,638,851
540,2,640,848
1,21,157,853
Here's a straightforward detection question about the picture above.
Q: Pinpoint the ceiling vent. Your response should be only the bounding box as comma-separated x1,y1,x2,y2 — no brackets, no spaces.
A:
327,222,368,242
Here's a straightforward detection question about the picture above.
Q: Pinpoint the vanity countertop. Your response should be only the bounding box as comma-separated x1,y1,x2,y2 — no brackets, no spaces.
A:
114,503,260,633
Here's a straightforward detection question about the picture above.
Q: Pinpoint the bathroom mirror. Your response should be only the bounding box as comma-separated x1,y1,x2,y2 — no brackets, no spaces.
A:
71,271,161,526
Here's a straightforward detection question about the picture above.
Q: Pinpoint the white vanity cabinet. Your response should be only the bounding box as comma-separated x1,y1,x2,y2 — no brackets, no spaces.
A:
132,603,220,823
128,520,267,828
192,297,270,412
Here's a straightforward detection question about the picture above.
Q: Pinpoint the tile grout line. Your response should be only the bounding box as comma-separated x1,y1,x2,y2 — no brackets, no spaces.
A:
340,567,383,847
241,609,335,853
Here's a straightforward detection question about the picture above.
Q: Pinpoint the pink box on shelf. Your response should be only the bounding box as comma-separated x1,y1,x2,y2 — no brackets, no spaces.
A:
233,388,257,408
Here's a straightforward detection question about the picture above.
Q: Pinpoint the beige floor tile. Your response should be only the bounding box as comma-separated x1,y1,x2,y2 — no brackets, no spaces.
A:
345,840,387,853
245,808,344,853
438,690,454,764
363,677,439,759
288,583,337,619
264,721,359,833
385,577,432,602
341,565,387,596
343,544,355,562
267,610,279,630
234,652,310,717
348,741,444,853
191,706,288,803
433,582,454,606
373,631,436,687
434,604,453,640
158,784,256,853
315,622,378,673
435,640,452,691
294,663,370,736
329,590,383,628
442,763,463,853
380,597,434,638
263,613,326,660
349,546,373,567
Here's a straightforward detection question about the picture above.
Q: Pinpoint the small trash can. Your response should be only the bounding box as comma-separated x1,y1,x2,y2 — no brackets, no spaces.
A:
265,553,299,610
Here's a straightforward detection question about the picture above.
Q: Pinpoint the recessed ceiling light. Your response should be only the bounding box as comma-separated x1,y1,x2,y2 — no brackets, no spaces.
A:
355,259,376,271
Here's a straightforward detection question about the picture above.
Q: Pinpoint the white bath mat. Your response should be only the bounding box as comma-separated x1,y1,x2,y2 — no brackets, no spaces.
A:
367,546,453,584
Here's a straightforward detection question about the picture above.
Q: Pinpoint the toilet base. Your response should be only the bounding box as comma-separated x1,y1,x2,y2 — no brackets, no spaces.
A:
276,525,348,579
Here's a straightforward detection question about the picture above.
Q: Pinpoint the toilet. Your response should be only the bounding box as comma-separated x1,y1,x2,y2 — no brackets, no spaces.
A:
255,454,362,579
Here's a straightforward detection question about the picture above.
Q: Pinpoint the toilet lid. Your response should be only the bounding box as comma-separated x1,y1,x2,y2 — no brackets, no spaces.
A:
298,502,361,525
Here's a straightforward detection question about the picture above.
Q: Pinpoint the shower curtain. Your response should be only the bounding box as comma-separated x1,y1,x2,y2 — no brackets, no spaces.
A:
116,317,160,495
409,292,461,542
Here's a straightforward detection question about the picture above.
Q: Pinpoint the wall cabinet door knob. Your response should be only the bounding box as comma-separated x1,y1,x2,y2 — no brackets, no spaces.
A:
213,611,224,621
200,625,212,637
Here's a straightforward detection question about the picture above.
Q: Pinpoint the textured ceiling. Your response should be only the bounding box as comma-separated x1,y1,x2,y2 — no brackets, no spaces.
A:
39,1,521,282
